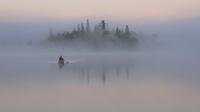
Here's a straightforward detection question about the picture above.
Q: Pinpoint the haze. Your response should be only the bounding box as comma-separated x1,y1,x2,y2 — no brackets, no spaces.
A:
0,0,200,47
1,0,200,21
0,0,200,112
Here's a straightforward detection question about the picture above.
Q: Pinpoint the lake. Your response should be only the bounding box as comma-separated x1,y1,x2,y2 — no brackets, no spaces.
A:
0,48,199,112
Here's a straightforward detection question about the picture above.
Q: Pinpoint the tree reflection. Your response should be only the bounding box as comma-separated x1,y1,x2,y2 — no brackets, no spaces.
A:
56,56,137,86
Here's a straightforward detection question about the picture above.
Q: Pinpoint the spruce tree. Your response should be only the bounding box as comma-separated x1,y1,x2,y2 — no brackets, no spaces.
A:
77,24,81,34
101,20,106,31
86,19,90,33
125,25,130,38
81,23,85,34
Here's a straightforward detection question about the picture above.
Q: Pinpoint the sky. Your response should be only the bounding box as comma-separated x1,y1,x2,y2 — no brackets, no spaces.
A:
0,0,200,48
0,0,200,21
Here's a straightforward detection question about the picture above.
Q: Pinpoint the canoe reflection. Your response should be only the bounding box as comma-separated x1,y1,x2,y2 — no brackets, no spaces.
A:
54,56,137,85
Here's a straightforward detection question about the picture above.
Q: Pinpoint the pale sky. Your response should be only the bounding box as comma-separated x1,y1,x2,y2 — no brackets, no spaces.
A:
0,0,200,21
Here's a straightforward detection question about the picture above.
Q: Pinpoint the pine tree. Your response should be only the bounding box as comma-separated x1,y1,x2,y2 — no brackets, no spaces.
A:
115,27,121,38
125,25,130,38
101,20,106,31
77,24,81,33
86,19,90,33
101,20,106,36
81,23,85,34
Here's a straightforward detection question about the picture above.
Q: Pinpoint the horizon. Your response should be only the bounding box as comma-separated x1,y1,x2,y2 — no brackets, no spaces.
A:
0,0,200,51
0,1,200,112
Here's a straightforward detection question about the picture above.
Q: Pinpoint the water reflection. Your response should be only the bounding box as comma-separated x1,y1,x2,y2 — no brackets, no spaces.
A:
58,63,64,69
54,56,137,86
0,52,200,112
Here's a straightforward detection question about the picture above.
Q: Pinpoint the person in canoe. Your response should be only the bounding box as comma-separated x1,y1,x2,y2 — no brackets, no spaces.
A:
58,56,65,65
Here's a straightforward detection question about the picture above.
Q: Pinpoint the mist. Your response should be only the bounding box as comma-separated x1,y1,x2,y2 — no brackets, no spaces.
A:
1,17,199,82
0,17,200,112
1,17,200,51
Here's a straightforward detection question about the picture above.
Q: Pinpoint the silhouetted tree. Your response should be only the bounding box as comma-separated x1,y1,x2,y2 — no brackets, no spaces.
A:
101,20,106,31
100,20,106,36
77,24,81,34
86,19,90,33
115,27,122,38
47,19,139,49
81,23,85,34
125,25,130,38
72,28,78,38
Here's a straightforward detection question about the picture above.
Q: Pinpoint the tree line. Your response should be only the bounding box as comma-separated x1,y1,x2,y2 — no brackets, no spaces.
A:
48,19,139,49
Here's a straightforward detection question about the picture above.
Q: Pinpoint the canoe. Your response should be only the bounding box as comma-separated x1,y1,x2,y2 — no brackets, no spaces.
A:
58,60,64,65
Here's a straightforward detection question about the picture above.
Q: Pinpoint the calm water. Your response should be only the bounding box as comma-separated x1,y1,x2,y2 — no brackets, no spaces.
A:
0,48,200,112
